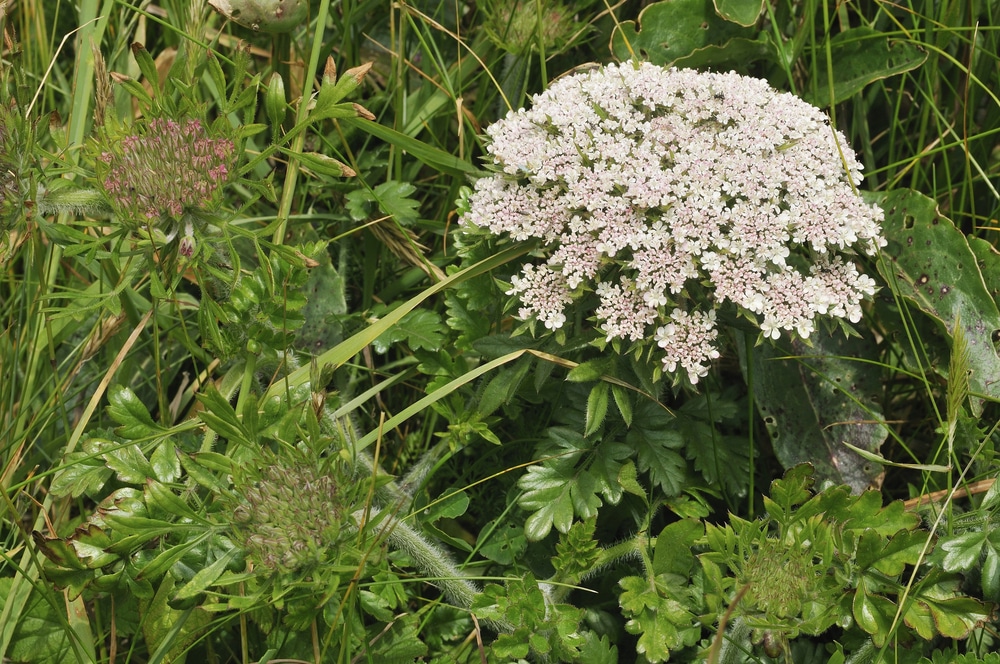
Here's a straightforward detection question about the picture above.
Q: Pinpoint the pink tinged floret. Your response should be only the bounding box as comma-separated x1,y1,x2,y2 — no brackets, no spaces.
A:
460,61,885,383
506,264,573,330
100,117,235,225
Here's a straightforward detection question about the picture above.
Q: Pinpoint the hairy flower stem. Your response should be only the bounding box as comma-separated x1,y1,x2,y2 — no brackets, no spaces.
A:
352,507,515,632
712,617,752,664
35,187,109,217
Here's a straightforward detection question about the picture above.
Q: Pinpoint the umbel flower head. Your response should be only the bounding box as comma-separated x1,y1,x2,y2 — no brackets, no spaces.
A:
229,454,347,573
98,117,234,227
460,61,885,384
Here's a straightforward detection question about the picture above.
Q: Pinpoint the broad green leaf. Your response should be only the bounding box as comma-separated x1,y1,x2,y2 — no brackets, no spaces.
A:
519,461,602,541
367,616,429,663
107,385,161,439
870,529,932,576
566,358,610,382
591,441,632,505
713,0,763,27
476,356,532,417
745,326,887,492
916,591,991,639
422,488,469,522
983,546,1000,602
852,580,895,646
50,448,113,498
397,309,444,351
143,479,204,523
875,188,1000,414
805,27,927,107
578,633,619,664
838,491,919,535
178,453,230,492
653,520,703,576
479,519,527,565
196,385,252,447
610,0,755,65
373,181,420,225
138,534,214,582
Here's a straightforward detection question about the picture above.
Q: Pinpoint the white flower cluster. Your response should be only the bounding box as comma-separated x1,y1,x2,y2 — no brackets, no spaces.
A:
461,62,885,384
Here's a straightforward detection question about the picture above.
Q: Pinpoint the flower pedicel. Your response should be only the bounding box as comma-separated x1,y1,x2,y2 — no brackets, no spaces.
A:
461,61,885,383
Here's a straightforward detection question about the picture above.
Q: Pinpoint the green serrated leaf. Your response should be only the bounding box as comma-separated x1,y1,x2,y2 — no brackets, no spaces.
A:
519,461,602,541
619,574,700,662
566,358,608,382
553,518,601,581
585,382,610,437
196,386,252,447
50,449,114,498
612,384,633,426
104,443,155,484
149,439,181,483
130,42,161,98
617,460,647,502
627,401,686,495
871,529,931,576
938,531,988,572
143,479,204,523
402,309,444,351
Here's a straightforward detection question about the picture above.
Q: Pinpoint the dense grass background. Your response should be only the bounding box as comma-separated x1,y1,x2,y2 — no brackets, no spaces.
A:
1,0,1000,662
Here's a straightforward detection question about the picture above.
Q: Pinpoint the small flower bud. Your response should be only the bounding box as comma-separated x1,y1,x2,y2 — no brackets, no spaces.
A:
264,72,287,132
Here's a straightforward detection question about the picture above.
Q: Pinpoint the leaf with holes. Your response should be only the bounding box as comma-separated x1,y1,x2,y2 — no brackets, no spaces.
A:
874,188,1000,413
610,0,756,66
804,27,927,107
746,327,886,492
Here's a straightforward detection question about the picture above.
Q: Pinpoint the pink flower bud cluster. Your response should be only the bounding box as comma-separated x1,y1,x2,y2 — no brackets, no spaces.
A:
461,62,885,384
100,118,233,223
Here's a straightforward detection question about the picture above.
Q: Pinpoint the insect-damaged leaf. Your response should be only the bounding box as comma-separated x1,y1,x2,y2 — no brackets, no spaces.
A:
875,188,1000,414
743,328,887,493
